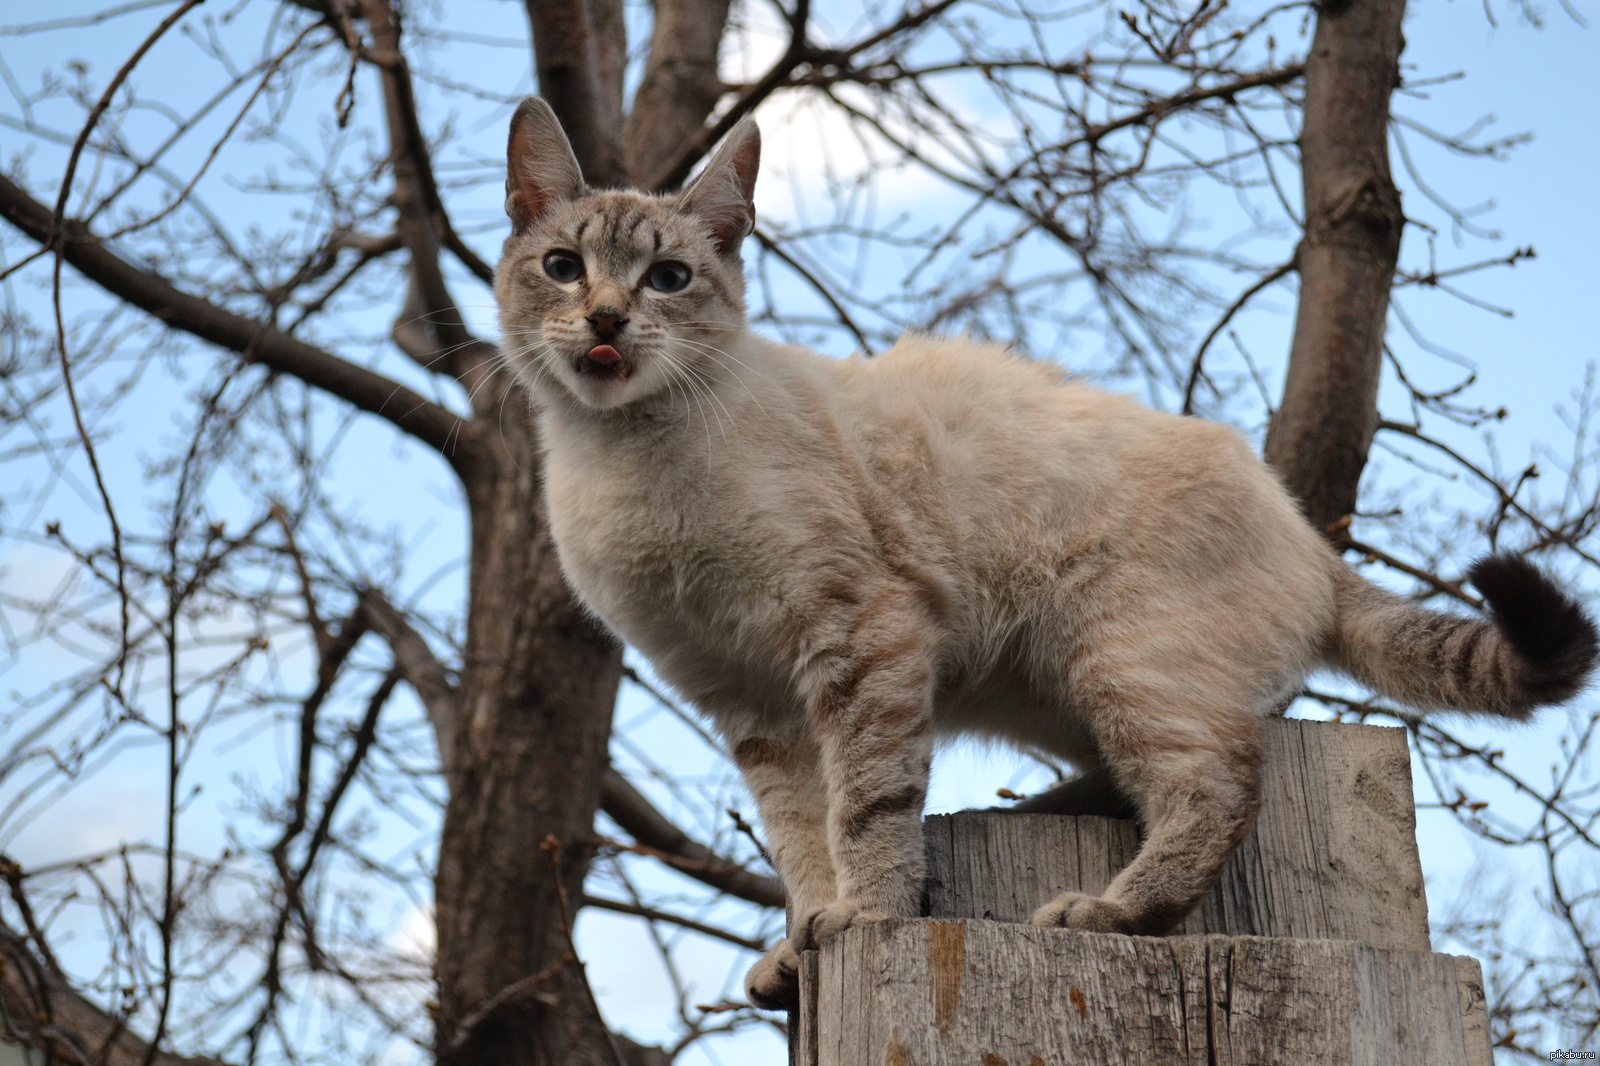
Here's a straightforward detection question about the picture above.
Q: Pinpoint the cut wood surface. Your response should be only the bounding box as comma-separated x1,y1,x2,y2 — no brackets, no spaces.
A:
926,719,1430,951
800,919,1492,1066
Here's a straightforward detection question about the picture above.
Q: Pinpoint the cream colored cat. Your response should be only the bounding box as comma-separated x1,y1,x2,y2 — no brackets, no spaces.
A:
495,97,1597,1009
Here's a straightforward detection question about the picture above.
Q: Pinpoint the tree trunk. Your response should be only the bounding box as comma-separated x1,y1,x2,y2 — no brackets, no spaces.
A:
428,1,749,1051
522,0,627,187
429,5,645,1058
625,0,734,188
1264,0,1407,534
432,393,627,1065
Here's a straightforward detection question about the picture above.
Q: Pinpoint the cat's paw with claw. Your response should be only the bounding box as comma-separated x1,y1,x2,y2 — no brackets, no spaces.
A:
794,900,886,952
1030,892,1137,934
745,937,800,1011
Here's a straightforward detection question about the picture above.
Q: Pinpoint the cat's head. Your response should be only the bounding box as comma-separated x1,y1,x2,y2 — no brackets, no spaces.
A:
495,97,759,411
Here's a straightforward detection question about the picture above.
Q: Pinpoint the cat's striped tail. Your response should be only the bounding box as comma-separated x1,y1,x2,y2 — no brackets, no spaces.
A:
1328,554,1598,719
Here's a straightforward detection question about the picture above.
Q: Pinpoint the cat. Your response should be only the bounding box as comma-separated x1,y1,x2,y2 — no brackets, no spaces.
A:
494,96,1598,1010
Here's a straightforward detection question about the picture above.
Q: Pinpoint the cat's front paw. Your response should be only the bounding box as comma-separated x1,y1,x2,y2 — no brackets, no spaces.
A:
1030,892,1137,934
745,937,800,1011
794,900,886,952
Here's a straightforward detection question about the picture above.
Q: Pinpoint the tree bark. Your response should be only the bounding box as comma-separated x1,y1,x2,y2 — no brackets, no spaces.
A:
522,0,627,187
428,5,713,1054
354,8,641,1052
586,0,627,141
1263,0,1407,535
432,393,628,1065
625,0,733,188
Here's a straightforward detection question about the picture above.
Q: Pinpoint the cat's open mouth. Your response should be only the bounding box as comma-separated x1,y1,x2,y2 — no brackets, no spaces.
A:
575,344,635,381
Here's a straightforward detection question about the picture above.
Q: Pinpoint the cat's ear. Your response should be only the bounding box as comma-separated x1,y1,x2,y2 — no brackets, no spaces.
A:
506,97,584,232
680,119,760,257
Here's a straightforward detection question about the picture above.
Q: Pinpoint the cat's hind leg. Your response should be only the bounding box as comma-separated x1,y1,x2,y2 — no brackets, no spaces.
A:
1030,668,1265,936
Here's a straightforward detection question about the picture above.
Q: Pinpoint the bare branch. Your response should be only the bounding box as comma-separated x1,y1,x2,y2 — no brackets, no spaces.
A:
361,0,497,387
0,173,476,471
358,587,460,766
1343,540,1482,608
754,228,873,354
599,770,785,909
580,895,766,952
1379,420,1600,569
641,0,815,192
1182,258,1296,415
0,916,230,1066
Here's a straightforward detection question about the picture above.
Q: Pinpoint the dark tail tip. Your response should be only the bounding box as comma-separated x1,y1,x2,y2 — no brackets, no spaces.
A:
1468,553,1599,706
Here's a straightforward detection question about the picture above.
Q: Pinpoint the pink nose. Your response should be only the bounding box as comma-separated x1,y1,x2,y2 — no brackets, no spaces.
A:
587,344,621,365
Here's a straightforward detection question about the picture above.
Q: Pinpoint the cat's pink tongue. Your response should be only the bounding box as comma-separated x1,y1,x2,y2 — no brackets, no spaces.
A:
587,344,621,366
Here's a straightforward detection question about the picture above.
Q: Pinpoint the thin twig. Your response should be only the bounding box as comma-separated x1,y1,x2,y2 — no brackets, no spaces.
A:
48,0,204,711
1181,258,1294,415
581,894,767,952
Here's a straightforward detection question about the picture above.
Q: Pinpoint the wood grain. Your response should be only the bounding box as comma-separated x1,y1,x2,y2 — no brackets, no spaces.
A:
926,719,1430,951
805,919,1492,1066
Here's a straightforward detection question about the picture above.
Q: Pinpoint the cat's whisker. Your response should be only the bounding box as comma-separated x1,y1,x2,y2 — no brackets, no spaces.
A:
490,341,558,391
664,355,715,449
663,349,727,445
668,321,744,333
673,339,769,416
652,349,694,433
658,340,737,423
448,346,543,453
684,353,734,444
673,335,771,378
674,356,741,439
390,328,504,379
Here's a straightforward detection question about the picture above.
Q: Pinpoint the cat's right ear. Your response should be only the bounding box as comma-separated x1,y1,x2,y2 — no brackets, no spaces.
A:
506,97,584,232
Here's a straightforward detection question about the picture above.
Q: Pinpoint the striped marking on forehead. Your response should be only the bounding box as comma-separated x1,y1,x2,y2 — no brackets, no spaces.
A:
553,197,670,276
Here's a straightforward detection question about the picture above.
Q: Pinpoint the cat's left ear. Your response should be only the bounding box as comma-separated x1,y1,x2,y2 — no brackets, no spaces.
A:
680,119,760,258
506,97,584,232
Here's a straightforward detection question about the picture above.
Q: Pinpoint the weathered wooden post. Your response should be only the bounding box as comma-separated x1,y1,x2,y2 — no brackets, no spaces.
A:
792,719,1495,1065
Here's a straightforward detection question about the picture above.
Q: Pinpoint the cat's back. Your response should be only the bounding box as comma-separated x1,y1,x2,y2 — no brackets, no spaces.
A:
840,333,1074,422
838,333,1161,453
830,334,1231,515
829,334,1326,587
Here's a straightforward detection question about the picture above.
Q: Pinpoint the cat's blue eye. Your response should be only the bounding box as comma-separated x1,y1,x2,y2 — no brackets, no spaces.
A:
543,252,584,284
646,262,691,293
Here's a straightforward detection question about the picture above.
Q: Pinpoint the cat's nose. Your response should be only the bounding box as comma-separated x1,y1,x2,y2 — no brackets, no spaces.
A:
587,311,628,341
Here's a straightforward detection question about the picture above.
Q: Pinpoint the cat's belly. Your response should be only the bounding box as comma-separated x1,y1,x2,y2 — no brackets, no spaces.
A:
933,669,1100,765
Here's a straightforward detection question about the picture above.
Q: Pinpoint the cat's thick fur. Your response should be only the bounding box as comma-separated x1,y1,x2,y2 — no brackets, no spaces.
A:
495,98,1599,1009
